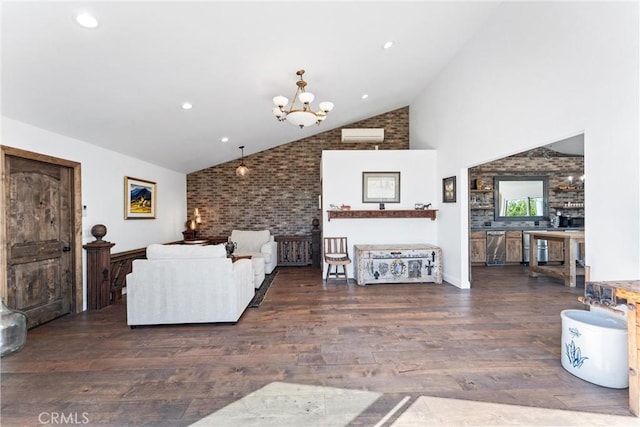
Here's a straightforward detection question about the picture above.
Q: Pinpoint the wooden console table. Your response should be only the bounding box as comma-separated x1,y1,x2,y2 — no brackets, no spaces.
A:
327,209,437,221
354,244,442,285
587,280,640,416
526,230,584,287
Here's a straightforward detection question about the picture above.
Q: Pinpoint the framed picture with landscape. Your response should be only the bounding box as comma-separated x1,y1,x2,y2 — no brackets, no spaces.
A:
125,176,157,219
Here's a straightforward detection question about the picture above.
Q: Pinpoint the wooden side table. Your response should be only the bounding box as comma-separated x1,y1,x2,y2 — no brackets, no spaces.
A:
526,230,585,287
83,224,115,310
587,280,640,416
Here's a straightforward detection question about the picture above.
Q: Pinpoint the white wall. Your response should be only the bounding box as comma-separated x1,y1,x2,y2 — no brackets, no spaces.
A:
321,150,440,280
410,2,640,286
2,116,187,308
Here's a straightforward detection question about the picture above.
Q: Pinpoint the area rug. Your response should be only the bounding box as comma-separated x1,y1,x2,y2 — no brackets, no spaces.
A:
190,381,381,427
248,269,277,307
390,396,636,427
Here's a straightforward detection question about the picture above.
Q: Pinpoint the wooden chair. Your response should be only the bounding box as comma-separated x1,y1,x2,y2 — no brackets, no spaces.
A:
323,237,351,284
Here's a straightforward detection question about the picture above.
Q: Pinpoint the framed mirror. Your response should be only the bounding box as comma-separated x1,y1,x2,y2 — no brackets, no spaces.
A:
494,176,548,221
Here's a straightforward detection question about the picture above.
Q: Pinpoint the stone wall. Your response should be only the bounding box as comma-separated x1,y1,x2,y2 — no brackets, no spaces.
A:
187,107,409,237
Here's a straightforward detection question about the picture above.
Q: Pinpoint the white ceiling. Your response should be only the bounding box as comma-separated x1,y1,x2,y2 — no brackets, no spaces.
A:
2,1,501,173
545,134,584,156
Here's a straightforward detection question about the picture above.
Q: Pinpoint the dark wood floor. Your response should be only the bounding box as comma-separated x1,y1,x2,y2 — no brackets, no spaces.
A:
1,265,633,426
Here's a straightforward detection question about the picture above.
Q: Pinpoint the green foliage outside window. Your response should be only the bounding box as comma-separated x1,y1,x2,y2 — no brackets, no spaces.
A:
505,198,539,217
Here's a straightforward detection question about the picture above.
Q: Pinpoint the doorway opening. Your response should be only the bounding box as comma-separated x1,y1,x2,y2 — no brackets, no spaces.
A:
468,134,585,285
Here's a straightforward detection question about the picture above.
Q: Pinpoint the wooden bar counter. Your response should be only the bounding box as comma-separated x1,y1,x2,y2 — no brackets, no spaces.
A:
589,280,640,416
526,230,584,287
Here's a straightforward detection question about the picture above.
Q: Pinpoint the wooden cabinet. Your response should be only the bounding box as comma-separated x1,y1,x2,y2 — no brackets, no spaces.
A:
505,231,523,263
548,241,564,262
471,229,570,265
470,231,487,264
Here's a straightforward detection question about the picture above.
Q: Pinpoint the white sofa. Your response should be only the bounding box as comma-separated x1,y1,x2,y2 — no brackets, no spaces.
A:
230,230,278,288
126,243,254,326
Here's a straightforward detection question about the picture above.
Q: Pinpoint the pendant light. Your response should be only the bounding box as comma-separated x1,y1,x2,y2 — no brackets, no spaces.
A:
235,146,249,177
272,69,334,129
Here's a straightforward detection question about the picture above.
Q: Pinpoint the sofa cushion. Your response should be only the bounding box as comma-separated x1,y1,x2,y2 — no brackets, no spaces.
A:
147,243,226,259
231,230,270,253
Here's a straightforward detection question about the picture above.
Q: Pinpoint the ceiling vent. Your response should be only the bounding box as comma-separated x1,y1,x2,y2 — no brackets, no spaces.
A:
341,128,384,143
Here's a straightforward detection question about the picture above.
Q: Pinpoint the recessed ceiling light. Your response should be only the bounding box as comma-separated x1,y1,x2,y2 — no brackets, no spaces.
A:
383,41,394,49
181,102,193,110
75,13,99,29
221,137,229,143
361,94,369,100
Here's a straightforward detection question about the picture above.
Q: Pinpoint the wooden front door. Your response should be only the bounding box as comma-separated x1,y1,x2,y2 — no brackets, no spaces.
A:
4,152,77,328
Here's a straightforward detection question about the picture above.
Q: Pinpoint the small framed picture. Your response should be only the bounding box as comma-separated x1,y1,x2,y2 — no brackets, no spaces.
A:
125,176,157,219
443,176,456,203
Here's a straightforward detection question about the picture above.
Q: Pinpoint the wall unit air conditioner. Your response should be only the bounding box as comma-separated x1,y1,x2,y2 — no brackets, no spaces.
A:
341,128,384,143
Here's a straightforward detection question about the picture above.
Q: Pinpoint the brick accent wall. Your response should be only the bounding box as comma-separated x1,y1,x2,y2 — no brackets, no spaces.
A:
469,147,584,228
187,107,409,237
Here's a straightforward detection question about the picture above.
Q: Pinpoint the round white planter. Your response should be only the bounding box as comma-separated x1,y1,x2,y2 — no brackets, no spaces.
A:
560,309,628,389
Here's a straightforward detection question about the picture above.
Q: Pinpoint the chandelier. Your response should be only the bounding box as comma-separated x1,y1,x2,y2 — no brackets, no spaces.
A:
272,69,334,128
235,146,249,177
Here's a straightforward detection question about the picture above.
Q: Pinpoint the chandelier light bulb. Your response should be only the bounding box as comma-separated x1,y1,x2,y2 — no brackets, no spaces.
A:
319,101,334,113
273,96,288,108
272,107,284,119
298,92,315,105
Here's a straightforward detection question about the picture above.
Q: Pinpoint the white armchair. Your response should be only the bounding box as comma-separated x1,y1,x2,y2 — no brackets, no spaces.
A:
126,243,254,326
230,229,278,276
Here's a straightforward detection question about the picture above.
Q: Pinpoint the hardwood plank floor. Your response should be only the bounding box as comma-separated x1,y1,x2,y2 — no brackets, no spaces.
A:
0,265,633,426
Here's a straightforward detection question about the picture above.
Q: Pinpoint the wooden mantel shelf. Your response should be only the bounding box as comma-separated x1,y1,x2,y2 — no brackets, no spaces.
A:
327,209,437,221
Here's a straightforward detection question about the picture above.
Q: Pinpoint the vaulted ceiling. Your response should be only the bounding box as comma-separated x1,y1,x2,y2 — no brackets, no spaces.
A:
2,1,501,173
